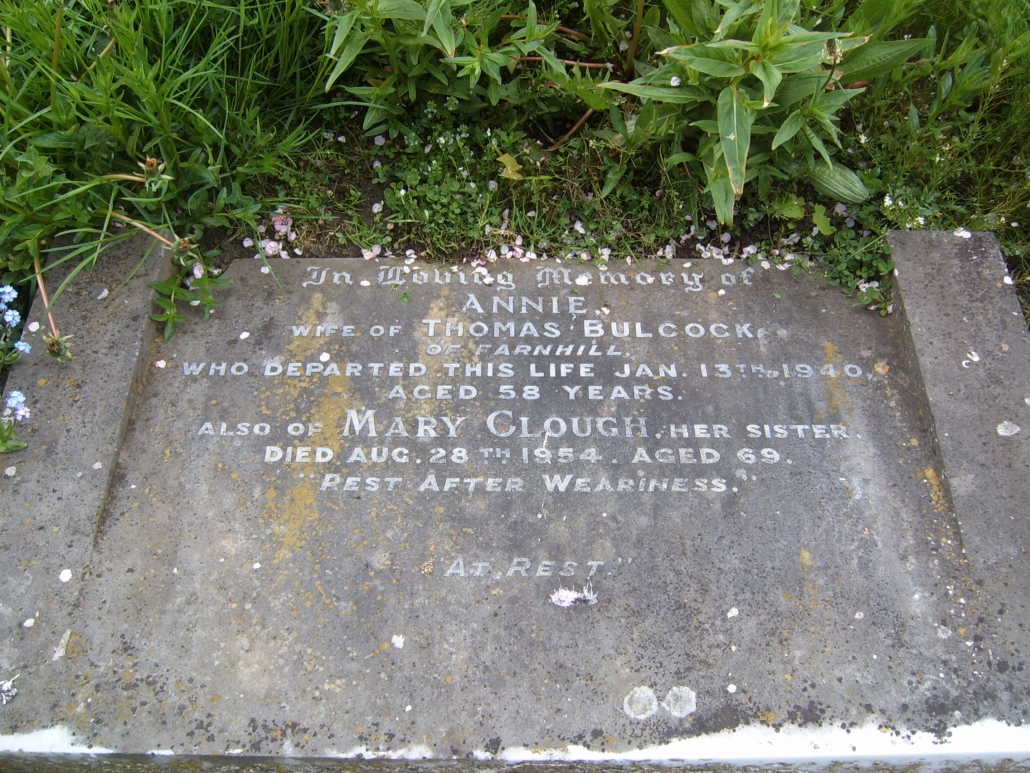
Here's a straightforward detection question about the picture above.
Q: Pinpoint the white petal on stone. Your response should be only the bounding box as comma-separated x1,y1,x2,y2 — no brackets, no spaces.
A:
575,275,591,286
967,351,980,362
661,686,697,718
59,569,72,583
954,228,972,238
727,684,737,693
360,280,371,286
997,421,1021,437
1004,276,1014,284
92,461,103,470
23,618,34,628
52,629,71,661
623,686,659,720
855,611,865,620
239,331,250,340
97,288,109,300
28,321,40,332
253,563,261,570
154,360,167,369
727,607,739,618
4,466,15,477
260,266,270,274
391,635,405,649
318,352,331,363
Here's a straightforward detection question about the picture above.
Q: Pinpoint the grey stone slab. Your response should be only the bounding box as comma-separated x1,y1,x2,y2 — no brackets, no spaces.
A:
0,236,165,701
890,230,1030,677
0,245,1029,766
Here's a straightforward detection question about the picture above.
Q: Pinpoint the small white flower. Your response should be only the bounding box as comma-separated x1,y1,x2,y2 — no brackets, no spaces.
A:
154,360,167,368
574,221,586,235
488,180,498,191
262,240,280,256
372,202,383,214
372,160,382,169
374,135,386,146
337,134,346,142
670,76,681,87
242,237,254,248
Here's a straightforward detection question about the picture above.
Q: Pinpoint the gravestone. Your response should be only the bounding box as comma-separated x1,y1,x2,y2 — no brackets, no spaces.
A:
1,232,1029,766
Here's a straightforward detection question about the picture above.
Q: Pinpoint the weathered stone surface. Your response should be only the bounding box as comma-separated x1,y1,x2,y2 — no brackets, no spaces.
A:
1,243,1029,765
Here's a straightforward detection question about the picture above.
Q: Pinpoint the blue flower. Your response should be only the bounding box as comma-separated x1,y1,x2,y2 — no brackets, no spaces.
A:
14,341,30,354
0,286,16,304
14,405,30,421
3,310,20,327
6,391,25,409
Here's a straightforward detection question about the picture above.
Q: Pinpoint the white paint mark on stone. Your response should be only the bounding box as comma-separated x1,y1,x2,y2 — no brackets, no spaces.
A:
0,675,18,705
954,228,972,238
661,686,697,718
623,686,659,720
997,421,1021,437
938,626,953,639
96,288,109,300
727,684,737,694
319,352,331,362
154,360,166,368
58,569,72,583
549,583,597,607
392,635,405,649
22,619,34,628
967,351,980,362
52,630,71,661
727,607,739,618
239,331,250,340
92,462,102,470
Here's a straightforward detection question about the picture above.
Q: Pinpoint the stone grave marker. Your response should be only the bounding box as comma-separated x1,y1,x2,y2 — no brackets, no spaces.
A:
1,232,1029,765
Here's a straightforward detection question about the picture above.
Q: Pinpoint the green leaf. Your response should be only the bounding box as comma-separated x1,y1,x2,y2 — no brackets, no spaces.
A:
771,109,804,148
598,82,705,104
661,0,699,38
424,0,456,56
600,163,627,197
839,39,926,83
326,33,370,90
708,174,736,224
497,153,523,180
750,59,782,105
776,73,826,105
806,161,870,203
718,86,753,195
329,10,358,57
375,0,427,20
661,45,747,77
812,203,836,235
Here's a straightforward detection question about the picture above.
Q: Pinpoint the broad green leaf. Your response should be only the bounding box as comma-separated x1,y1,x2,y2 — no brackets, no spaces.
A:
708,174,736,224
600,163,627,197
662,0,699,38
766,40,826,73
812,204,836,235
666,151,696,165
750,59,782,105
775,73,824,104
329,10,358,57
713,0,760,41
806,161,870,202
375,0,426,21
325,33,370,90
839,39,926,83
661,45,747,77
691,119,720,133
771,109,804,148
497,153,523,180
598,82,706,104
718,86,753,195
803,123,832,166
424,0,456,56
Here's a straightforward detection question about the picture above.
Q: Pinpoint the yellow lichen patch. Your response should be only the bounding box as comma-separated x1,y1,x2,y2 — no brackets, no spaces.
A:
759,710,777,723
821,341,847,415
919,466,950,514
265,481,320,563
873,362,890,376
799,547,815,572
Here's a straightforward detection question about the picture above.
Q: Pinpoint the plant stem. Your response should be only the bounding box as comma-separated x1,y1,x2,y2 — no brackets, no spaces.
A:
625,0,645,79
500,15,591,41
547,108,594,152
107,212,175,247
519,56,610,69
32,247,60,341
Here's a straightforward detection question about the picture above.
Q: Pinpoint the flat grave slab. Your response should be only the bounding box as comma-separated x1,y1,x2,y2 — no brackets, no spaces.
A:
2,234,1030,766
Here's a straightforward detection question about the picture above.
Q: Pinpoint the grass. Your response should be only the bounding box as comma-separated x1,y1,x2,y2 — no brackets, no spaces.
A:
2,0,1029,335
